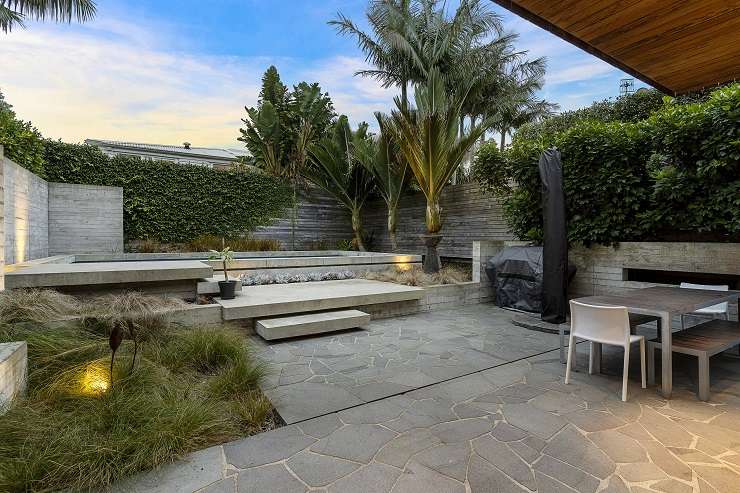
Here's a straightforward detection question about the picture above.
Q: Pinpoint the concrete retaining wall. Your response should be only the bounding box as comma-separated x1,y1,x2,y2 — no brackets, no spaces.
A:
3,158,48,264
48,183,123,255
0,342,27,413
0,153,123,265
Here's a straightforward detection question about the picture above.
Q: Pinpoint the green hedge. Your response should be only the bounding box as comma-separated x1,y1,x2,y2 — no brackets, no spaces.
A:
0,92,46,177
474,83,740,245
43,141,293,242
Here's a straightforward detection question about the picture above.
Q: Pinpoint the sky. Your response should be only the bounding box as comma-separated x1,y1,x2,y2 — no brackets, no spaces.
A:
0,0,649,149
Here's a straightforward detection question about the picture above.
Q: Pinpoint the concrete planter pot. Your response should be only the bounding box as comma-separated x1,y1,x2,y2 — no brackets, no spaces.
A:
218,280,238,300
421,234,443,274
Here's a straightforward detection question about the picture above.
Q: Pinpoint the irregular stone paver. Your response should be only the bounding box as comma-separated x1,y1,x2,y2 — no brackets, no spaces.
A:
376,429,440,468
502,403,566,440
311,424,396,463
468,454,527,493
392,461,465,493
286,450,359,487
327,462,402,493
115,306,740,493
264,382,364,424
414,442,470,482
472,435,536,489
237,464,306,493
543,426,615,479
223,426,314,469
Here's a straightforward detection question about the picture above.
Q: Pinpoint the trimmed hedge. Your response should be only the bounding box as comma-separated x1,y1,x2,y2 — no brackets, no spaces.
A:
474,83,740,245
43,141,293,242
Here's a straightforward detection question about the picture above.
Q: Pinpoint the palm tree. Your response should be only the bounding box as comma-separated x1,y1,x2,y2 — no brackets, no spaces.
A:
306,116,375,251
390,68,491,271
330,0,419,109
1,0,96,32
359,112,410,251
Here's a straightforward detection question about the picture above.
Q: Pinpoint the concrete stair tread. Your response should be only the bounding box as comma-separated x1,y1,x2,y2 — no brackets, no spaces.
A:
256,309,370,340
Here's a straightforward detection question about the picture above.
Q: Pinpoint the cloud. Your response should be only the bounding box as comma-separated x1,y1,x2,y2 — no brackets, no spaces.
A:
0,21,393,147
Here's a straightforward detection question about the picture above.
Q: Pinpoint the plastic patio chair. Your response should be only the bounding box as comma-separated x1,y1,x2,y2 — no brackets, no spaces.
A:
679,282,729,329
565,300,646,401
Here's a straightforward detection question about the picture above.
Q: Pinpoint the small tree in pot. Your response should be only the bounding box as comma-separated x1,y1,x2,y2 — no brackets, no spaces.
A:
209,247,237,299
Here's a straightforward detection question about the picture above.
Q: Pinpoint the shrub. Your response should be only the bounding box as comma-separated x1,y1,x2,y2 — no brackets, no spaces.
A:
0,91,46,177
186,235,281,252
43,141,294,243
474,83,740,244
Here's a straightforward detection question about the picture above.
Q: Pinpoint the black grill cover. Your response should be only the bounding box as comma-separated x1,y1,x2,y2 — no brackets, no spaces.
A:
539,148,568,324
485,246,543,313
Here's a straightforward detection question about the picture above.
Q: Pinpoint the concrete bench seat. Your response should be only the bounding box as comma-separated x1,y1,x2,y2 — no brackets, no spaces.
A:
647,319,740,401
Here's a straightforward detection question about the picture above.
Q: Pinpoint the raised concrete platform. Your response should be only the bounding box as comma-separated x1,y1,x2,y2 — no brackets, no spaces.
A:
216,279,424,320
5,261,213,289
256,309,370,340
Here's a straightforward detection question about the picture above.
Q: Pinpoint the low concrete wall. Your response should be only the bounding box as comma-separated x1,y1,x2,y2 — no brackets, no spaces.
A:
48,183,123,255
0,341,27,413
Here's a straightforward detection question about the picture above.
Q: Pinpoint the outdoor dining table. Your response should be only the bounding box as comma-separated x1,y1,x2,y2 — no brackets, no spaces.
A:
574,286,740,398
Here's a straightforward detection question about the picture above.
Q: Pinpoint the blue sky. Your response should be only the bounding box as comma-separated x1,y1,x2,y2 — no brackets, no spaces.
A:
0,0,649,148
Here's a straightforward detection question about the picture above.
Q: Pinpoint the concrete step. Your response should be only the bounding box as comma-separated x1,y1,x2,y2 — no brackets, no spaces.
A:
256,309,371,341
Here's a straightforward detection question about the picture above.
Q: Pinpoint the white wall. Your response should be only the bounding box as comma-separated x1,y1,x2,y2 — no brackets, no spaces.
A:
3,158,49,264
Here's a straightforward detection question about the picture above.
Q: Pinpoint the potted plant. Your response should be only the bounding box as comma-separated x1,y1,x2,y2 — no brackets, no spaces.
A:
208,247,238,299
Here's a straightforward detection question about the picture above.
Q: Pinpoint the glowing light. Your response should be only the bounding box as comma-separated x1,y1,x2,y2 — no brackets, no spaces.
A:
396,263,412,272
81,365,110,395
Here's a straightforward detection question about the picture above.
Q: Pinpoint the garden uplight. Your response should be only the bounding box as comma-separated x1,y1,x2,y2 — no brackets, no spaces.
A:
82,364,110,395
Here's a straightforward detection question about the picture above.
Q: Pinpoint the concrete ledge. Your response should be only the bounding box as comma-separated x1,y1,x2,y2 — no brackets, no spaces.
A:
197,277,243,295
217,279,424,320
5,260,213,289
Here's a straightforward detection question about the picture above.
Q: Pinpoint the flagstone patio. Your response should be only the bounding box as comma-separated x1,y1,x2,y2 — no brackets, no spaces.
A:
251,305,562,423
112,306,740,493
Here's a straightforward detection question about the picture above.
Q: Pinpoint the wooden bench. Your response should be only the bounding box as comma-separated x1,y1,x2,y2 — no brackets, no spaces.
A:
647,319,740,401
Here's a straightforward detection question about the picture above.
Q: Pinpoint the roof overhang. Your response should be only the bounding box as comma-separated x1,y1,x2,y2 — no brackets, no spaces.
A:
492,0,740,95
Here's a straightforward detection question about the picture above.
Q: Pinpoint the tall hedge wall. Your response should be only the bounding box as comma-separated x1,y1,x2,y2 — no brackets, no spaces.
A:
43,141,293,242
474,83,740,245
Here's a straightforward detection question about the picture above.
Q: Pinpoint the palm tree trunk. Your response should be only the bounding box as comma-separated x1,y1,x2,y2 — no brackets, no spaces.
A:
426,198,442,234
351,208,366,251
401,81,408,112
500,128,507,150
387,206,398,251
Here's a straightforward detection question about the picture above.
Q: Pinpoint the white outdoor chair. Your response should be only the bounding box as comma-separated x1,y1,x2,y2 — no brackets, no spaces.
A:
679,282,729,329
565,300,646,401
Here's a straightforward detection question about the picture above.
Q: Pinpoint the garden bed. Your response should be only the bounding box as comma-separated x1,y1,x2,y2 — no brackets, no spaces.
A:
0,290,277,493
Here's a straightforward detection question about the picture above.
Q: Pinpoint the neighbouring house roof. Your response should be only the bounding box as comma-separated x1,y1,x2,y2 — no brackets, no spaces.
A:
85,139,250,162
491,0,740,95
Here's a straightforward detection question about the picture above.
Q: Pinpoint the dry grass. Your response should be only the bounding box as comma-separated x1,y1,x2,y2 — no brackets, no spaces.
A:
0,289,79,324
362,264,471,287
127,236,282,253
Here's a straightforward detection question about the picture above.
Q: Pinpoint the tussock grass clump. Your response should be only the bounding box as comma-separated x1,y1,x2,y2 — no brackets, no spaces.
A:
363,264,471,286
0,294,275,493
0,288,79,324
186,235,281,252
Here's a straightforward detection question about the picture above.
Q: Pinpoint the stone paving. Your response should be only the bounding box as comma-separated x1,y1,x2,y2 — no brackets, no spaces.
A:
113,306,740,493
250,305,561,423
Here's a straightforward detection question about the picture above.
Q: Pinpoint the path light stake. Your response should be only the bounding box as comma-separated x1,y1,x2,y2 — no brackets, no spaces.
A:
108,323,124,389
